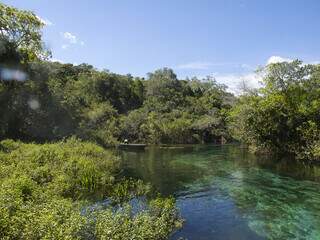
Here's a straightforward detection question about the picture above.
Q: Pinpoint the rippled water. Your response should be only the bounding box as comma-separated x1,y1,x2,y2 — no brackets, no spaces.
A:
120,145,320,240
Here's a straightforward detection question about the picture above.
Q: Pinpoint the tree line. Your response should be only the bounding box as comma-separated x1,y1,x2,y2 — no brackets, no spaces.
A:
0,4,235,146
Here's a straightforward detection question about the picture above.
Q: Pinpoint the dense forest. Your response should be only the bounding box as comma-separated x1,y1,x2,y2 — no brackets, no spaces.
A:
1,2,320,240
0,58,235,145
1,37,235,146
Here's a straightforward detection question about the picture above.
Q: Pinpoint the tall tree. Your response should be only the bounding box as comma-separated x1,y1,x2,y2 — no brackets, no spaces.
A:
0,2,49,63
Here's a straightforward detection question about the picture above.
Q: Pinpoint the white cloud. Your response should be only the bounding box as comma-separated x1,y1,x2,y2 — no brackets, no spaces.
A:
179,56,320,95
267,56,320,66
267,56,293,65
50,57,64,63
216,55,320,94
36,15,53,26
240,63,255,70
63,32,77,44
61,32,85,49
176,61,254,70
214,72,263,95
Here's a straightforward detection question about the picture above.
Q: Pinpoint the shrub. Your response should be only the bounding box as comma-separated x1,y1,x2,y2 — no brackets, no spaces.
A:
0,138,182,239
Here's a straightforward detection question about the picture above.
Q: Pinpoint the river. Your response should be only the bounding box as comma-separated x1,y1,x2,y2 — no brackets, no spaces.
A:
120,144,320,240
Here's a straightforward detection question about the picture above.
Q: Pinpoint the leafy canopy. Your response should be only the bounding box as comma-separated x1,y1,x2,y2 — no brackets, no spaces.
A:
0,3,49,62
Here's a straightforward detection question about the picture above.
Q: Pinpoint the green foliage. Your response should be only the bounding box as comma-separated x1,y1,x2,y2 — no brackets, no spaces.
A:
0,58,234,145
0,198,86,240
118,74,234,144
109,179,152,204
0,138,119,199
94,197,183,240
0,139,182,239
230,61,320,161
0,2,50,62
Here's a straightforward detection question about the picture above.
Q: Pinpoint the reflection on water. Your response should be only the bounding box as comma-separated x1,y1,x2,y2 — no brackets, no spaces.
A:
120,145,320,240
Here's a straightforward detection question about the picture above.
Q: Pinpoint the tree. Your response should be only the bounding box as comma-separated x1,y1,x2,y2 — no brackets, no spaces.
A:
230,60,320,161
262,60,313,93
146,68,181,98
0,2,49,63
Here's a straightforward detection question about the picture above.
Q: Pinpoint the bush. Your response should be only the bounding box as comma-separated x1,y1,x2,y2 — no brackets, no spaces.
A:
0,138,182,239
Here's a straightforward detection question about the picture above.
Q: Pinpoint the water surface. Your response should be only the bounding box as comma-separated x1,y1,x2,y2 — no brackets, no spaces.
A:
120,145,320,240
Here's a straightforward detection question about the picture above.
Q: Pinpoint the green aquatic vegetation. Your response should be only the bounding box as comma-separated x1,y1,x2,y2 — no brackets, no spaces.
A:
192,159,320,239
0,139,181,239
223,170,320,240
0,138,120,200
109,179,152,204
94,198,183,240
0,198,86,240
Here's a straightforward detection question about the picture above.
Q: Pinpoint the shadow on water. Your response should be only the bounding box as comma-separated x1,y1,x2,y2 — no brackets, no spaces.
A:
119,145,320,240
119,145,209,196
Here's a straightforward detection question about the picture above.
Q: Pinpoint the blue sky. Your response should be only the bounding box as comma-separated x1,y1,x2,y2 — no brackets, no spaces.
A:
3,0,320,92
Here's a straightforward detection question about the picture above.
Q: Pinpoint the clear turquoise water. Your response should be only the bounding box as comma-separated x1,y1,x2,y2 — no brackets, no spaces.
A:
120,145,320,240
